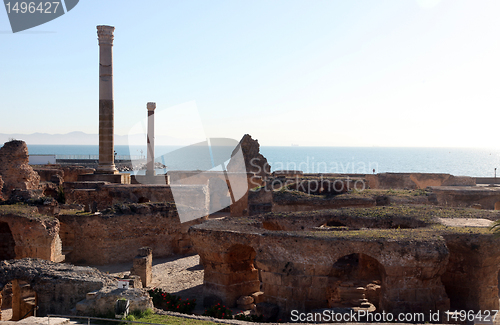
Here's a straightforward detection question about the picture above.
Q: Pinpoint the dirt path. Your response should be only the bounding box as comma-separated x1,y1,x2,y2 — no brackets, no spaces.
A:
93,254,204,300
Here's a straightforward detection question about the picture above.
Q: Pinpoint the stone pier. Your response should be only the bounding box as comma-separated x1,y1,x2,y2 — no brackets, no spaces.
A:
96,25,117,174
130,247,153,288
146,102,156,176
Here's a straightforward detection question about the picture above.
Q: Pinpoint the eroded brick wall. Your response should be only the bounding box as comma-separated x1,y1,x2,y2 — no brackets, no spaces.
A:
57,203,206,265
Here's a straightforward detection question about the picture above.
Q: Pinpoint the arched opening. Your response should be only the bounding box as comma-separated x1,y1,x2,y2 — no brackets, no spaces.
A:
328,253,384,311
224,244,260,307
495,201,500,210
59,222,75,262
0,222,15,260
227,244,256,273
1,280,37,321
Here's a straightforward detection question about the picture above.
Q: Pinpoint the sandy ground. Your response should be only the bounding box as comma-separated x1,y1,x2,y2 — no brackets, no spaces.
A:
0,255,204,321
93,254,205,310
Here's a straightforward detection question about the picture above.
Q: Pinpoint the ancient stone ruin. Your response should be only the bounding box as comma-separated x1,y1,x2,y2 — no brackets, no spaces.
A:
0,259,151,319
190,206,500,319
3,133,500,322
0,141,40,200
2,25,500,323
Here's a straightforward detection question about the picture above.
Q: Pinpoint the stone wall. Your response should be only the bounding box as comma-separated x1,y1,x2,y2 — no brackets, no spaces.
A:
34,165,95,183
191,222,449,318
365,173,475,190
0,140,40,199
430,186,500,210
57,203,207,265
244,178,373,215
64,182,183,211
441,234,500,311
0,205,63,262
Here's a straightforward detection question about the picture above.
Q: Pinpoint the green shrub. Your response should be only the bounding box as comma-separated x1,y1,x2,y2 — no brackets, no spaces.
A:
202,303,232,319
147,288,196,314
234,313,264,322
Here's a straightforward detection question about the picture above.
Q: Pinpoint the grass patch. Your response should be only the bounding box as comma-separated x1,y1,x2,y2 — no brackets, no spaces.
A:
302,227,444,241
0,203,49,219
124,312,215,325
59,209,94,216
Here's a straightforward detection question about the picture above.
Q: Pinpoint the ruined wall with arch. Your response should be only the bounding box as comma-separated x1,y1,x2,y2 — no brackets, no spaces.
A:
189,207,500,320
0,208,63,263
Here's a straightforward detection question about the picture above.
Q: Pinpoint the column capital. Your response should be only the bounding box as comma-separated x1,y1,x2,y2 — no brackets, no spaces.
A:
97,25,115,46
147,102,156,111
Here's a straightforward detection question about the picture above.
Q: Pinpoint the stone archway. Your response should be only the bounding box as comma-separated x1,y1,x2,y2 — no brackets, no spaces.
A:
205,244,260,307
0,222,15,261
1,280,37,321
328,253,384,311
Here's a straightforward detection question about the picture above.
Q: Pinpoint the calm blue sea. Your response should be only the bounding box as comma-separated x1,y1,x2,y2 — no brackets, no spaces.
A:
26,145,500,177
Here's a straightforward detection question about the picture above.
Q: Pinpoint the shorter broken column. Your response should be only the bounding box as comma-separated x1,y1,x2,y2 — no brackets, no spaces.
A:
130,247,152,288
146,102,156,177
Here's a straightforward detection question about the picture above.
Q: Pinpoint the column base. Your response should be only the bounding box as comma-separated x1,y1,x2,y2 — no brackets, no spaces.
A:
95,164,119,174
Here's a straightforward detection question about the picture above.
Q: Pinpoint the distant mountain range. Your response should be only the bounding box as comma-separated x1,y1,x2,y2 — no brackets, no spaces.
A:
0,131,199,146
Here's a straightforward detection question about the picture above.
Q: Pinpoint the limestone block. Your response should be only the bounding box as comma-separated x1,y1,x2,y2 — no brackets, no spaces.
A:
251,291,264,304
237,295,254,305
76,287,152,316
291,287,309,301
261,271,282,286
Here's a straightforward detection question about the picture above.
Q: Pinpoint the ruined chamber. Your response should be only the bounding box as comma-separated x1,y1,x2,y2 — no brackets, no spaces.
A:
189,205,500,320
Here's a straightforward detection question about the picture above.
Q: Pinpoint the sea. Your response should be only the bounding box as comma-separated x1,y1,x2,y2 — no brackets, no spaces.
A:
26,145,500,177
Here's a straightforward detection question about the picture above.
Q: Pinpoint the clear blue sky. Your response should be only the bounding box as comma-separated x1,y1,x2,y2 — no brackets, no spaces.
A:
1,0,499,147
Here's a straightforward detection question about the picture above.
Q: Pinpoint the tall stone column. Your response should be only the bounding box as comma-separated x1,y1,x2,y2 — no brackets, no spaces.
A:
96,25,117,174
146,102,156,176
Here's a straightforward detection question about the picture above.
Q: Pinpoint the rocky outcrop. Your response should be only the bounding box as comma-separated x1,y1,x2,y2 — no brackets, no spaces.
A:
75,286,153,316
0,141,40,199
430,186,500,210
227,134,270,178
